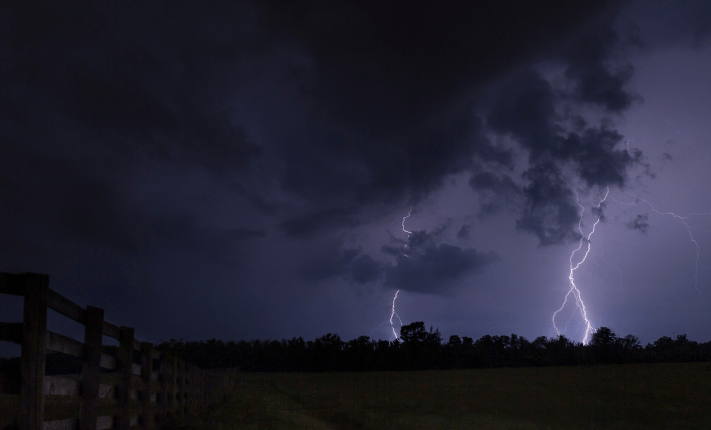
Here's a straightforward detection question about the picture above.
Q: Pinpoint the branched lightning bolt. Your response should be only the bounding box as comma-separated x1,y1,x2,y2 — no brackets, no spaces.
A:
552,186,609,345
619,127,711,294
619,193,711,293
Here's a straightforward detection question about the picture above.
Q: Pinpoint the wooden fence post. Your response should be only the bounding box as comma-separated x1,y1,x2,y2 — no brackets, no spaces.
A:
157,353,169,425
185,364,197,417
177,360,186,420
19,273,49,430
140,342,154,430
117,326,135,430
80,306,104,430
200,369,206,410
168,357,177,418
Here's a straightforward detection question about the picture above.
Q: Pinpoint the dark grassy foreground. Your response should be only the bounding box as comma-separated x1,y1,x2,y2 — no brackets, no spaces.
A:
2,363,709,429
173,363,711,430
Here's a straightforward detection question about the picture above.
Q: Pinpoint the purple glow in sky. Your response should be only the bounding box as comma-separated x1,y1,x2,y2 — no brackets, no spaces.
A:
2,1,711,356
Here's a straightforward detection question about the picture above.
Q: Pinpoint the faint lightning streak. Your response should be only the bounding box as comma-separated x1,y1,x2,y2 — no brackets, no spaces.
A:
402,207,413,234
552,186,609,345
621,192,711,293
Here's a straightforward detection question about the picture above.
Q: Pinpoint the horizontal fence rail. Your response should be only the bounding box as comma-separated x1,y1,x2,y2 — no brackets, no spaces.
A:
0,272,236,430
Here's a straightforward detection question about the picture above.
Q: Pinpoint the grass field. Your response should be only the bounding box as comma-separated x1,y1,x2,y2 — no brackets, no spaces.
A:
175,363,711,430
3,363,711,429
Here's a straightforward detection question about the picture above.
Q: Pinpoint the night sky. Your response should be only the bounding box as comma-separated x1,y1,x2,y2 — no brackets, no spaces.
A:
2,1,711,356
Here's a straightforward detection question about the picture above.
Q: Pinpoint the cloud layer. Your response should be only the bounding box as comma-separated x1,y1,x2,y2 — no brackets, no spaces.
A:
4,0,694,346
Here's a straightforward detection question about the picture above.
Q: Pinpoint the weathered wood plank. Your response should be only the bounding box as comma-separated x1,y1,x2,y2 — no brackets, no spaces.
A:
8,272,214,429
47,289,86,325
156,353,170,424
46,330,84,358
0,322,23,344
168,357,177,417
43,395,82,423
98,382,115,400
176,360,186,420
116,326,134,430
99,353,116,371
0,272,24,296
20,273,49,430
80,306,104,430
42,418,78,430
44,375,80,396
99,373,119,387
130,374,145,392
102,321,120,340
140,342,154,430
96,415,113,430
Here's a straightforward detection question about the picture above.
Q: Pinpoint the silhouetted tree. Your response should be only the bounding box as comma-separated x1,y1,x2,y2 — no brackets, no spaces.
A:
399,321,443,369
618,334,642,363
310,333,343,371
590,327,619,363
152,324,711,372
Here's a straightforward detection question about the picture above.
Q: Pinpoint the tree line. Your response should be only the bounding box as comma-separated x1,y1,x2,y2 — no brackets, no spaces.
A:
2,322,709,380
154,322,711,372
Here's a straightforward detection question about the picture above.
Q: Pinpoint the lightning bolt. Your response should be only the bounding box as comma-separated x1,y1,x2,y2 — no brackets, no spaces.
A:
402,206,413,235
389,207,413,338
389,289,402,340
371,208,412,340
552,186,609,345
616,124,711,295
618,192,711,293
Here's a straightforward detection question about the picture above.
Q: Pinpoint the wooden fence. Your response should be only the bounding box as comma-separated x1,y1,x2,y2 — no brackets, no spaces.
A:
0,272,235,430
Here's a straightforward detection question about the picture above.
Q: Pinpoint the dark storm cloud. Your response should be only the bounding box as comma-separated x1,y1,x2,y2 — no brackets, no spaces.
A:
381,231,498,294
457,225,470,240
299,228,497,293
253,0,628,228
0,0,271,314
0,1,640,247
299,246,383,285
277,109,492,209
350,254,384,284
1,2,261,174
279,208,360,238
623,0,711,49
0,146,262,261
468,172,522,216
259,1,621,112
3,0,674,347
480,53,640,244
693,23,711,48
515,163,582,246
484,68,639,186
562,27,640,111
626,214,650,234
